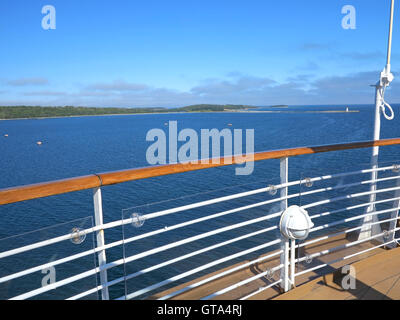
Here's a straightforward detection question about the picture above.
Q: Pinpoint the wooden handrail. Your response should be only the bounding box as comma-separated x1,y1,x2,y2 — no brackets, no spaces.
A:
1,137,400,206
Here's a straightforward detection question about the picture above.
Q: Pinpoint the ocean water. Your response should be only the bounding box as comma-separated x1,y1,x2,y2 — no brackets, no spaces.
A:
1,104,400,299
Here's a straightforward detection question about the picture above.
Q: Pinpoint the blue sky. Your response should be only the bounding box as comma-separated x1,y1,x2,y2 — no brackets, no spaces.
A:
0,0,399,107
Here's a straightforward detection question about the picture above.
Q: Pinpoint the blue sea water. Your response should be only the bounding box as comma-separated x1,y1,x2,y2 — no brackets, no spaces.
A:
1,104,400,299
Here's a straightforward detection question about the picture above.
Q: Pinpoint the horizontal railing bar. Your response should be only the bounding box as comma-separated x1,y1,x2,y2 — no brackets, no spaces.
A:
3,166,393,263
201,264,284,300
0,228,95,260
117,200,286,247
11,217,395,300
298,164,398,185
309,196,400,220
123,164,397,222
1,138,400,205
303,185,400,211
69,225,279,300
10,212,393,288
103,174,400,247
1,164,398,261
298,216,400,249
300,175,400,206
0,247,97,285
67,279,118,300
120,201,284,246
295,228,400,267
72,247,285,301
90,210,283,278
2,176,397,272
0,175,101,206
240,279,283,300
124,186,279,221
120,211,283,267
120,239,282,300
87,165,396,241
0,175,351,260
2,176,397,262
310,207,400,233
159,249,283,300
123,226,277,282
0,187,307,261
9,267,100,300
122,165,399,224
84,186,293,237
295,238,398,278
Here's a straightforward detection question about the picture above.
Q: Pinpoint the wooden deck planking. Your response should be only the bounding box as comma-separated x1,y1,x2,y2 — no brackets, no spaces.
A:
152,230,390,300
274,245,400,300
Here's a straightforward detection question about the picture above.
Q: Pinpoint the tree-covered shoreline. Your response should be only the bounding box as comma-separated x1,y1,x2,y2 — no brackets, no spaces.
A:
0,104,257,120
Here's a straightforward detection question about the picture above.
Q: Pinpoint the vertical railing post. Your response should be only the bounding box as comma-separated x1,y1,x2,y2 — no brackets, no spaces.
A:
387,173,400,248
93,187,110,300
358,86,383,241
290,239,295,288
359,0,394,241
279,157,291,292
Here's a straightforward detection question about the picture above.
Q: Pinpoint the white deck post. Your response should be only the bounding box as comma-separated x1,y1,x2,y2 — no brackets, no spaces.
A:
279,157,291,291
386,174,400,248
290,239,295,288
93,187,110,300
359,0,395,241
358,87,384,240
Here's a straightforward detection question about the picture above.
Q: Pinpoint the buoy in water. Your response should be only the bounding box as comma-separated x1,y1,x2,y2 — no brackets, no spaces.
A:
37,141,42,145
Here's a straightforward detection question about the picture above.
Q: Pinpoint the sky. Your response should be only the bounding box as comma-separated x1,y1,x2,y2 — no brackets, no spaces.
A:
0,0,399,108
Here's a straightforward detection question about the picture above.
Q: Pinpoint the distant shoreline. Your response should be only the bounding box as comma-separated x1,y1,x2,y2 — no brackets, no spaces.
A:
234,110,360,114
0,109,360,121
0,112,193,121
0,104,257,120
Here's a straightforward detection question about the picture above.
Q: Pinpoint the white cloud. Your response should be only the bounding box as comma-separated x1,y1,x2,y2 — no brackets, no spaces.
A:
6,77,49,86
86,80,149,92
1,71,397,107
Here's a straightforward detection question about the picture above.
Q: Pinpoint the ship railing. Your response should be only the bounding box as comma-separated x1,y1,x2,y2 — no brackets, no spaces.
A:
0,138,400,300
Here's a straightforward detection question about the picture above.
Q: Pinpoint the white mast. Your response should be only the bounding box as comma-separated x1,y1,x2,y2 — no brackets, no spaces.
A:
358,0,395,240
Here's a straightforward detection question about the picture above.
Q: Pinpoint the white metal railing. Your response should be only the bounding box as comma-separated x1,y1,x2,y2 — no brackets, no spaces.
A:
0,161,400,300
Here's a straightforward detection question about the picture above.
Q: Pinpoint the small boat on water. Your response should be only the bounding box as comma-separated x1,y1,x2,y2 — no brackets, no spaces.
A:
36,141,42,145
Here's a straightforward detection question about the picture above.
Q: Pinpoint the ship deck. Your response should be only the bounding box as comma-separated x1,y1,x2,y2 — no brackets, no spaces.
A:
153,231,398,300
275,245,400,300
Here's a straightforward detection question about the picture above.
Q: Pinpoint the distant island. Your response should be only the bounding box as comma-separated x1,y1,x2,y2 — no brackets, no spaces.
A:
0,104,361,120
0,104,257,120
269,105,289,108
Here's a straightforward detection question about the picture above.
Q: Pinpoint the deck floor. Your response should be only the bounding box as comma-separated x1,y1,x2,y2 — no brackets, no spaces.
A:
152,230,396,300
275,245,400,300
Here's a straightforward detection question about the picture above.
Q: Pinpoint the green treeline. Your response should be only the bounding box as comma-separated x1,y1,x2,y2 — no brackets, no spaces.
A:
0,104,256,119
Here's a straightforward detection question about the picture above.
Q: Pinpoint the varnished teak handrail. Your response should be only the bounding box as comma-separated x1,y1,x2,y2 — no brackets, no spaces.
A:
1,138,400,206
